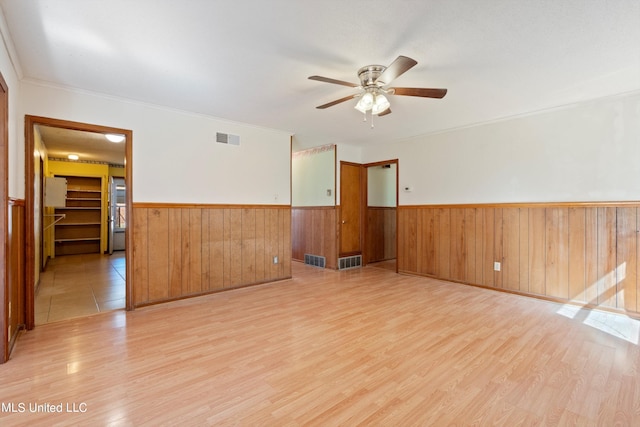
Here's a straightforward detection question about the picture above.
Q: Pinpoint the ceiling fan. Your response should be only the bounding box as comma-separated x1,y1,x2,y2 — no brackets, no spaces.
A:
309,55,447,120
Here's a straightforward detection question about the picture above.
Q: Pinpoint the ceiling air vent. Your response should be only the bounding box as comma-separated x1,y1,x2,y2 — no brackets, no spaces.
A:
216,132,240,146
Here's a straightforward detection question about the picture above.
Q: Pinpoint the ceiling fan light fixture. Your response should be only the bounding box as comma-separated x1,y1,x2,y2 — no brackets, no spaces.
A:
105,133,125,143
354,92,374,113
371,94,390,115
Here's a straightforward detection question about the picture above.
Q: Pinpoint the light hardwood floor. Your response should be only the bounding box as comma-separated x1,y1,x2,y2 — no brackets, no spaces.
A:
2,262,639,425
35,252,126,324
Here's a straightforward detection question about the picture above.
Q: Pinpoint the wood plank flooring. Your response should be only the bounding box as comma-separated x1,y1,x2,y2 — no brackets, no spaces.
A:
2,262,639,425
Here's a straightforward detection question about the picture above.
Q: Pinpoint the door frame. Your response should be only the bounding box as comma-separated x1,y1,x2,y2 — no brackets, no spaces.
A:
24,115,134,330
0,72,9,362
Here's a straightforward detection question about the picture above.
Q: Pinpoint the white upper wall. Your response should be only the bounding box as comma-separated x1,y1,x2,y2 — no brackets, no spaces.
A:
0,8,22,198
363,91,640,205
292,145,335,207
18,81,292,204
368,164,396,207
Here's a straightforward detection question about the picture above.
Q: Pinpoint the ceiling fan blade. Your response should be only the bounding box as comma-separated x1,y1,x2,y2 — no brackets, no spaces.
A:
391,87,448,98
316,94,357,109
308,75,359,88
376,55,417,85
377,108,392,117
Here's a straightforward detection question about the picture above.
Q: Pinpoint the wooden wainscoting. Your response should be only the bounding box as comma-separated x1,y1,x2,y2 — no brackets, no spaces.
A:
366,206,396,263
291,207,337,269
398,203,640,316
7,199,26,358
132,204,291,306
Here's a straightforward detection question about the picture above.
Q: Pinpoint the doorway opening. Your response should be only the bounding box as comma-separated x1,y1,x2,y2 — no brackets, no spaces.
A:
364,160,398,272
24,116,133,329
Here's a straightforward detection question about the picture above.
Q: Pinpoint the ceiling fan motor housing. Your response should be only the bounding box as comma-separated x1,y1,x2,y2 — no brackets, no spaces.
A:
357,65,386,87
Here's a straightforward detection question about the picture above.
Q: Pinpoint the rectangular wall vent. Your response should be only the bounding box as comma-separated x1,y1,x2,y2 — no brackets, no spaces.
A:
216,132,240,145
304,254,326,268
338,255,362,270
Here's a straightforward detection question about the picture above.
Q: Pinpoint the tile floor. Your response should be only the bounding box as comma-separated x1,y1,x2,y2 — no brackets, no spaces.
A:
35,252,126,325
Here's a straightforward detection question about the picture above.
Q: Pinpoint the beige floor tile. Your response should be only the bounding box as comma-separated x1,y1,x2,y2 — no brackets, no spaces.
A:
99,298,126,311
36,252,126,324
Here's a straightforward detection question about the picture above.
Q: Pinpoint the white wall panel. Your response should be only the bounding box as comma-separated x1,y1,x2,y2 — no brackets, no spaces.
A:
364,92,640,205
18,82,292,204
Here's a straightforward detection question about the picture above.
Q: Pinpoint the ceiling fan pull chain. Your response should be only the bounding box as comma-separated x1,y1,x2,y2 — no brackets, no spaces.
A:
370,111,374,129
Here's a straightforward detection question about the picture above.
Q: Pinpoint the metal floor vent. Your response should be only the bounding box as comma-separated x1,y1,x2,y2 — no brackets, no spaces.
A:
304,254,326,268
338,255,362,270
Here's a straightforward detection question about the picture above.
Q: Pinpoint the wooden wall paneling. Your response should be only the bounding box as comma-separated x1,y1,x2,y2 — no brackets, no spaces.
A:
405,208,418,273
450,208,466,281
302,208,310,260
365,207,397,263
528,208,546,295
518,208,530,293
283,208,292,277
242,209,257,285
437,209,451,279
597,207,617,307
401,207,413,273
222,209,232,287
318,209,326,265
616,207,637,312
385,209,396,260
290,209,298,260
494,208,504,289
568,208,587,302
502,208,520,291
365,209,376,262
201,208,211,291
168,209,183,297
419,208,435,276
474,208,485,285
584,208,599,303
397,209,406,272
291,209,302,261
291,207,336,268
325,208,337,269
277,208,285,278
228,209,243,287
268,208,280,281
464,208,477,284
209,209,225,290
545,208,569,299
481,208,495,287
188,209,203,294
7,201,25,355
254,209,266,283
132,208,149,305
180,209,192,294
147,209,170,302
413,208,422,274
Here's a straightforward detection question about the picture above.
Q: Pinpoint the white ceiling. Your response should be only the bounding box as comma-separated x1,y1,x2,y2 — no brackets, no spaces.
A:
36,125,125,165
2,0,639,150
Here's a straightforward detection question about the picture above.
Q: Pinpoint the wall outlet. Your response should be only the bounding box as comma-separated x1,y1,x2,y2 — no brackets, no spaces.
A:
273,256,279,264
494,261,501,271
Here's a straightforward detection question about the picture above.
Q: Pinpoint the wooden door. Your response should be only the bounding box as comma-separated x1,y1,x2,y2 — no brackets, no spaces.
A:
340,162,363,256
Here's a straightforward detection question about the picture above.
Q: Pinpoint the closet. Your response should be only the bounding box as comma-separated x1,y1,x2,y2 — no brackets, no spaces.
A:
54,175,103,256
